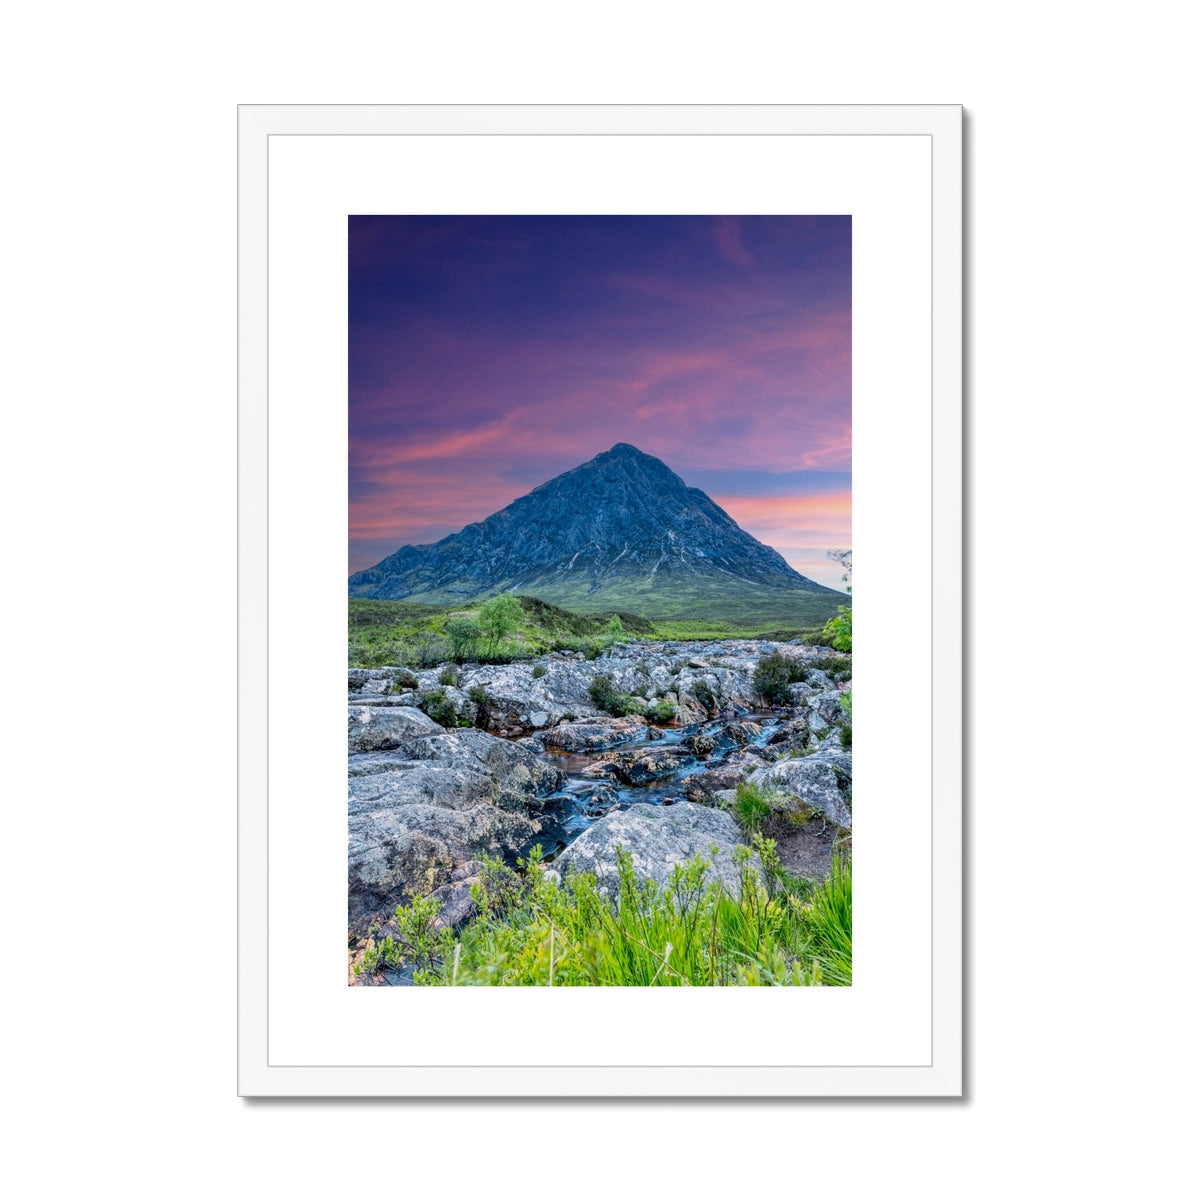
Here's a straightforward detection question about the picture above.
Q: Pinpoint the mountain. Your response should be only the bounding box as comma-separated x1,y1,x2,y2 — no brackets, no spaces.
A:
348,444,847,624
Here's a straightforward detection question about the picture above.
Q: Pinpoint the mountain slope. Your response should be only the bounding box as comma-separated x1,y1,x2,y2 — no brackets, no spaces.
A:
349,444,847,623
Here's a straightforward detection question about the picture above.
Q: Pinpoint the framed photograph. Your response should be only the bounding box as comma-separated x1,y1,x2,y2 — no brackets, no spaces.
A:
238,104,962,1096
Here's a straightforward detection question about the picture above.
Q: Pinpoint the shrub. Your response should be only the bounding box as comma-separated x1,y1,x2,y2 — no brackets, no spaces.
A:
820,654,852,683
646,699,677,724
420,689,470,728
445,618,481,661
583,641,603,661
389,669,418,692
753,652,807,704
408,630,449,667
467,684,491,728
691,679,717,711
821,605,852,653
589,674,619,712
603,614,625,645
438,664,462,687
532,664,548,679
840,726,852,747
588,674,644,717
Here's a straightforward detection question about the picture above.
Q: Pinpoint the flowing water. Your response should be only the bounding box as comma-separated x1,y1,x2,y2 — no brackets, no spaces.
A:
520,711,781,861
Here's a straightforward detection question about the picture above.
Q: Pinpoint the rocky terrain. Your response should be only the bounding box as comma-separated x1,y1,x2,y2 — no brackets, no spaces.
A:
348,637,852,972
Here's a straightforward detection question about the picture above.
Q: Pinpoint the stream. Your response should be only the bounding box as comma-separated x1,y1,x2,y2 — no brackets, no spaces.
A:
519,710,782,861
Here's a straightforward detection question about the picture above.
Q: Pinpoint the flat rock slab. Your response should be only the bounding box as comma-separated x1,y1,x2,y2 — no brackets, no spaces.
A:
555,802,759,894
540,718,644,752
348,705,443,752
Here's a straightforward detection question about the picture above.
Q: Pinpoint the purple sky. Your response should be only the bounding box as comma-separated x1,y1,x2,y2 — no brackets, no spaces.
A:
349,215,851,590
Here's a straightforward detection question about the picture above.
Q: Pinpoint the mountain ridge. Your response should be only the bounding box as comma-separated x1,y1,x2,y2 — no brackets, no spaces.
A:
349,444,847,623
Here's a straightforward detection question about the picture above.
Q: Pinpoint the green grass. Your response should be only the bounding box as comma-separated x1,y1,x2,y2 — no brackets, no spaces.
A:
371,841,851,987
349,594,831,667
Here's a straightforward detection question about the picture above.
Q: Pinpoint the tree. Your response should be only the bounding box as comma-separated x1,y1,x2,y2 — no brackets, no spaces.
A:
603,614,625,645
826,548,852,590
445,618,481,660
822,549,852,652
477,594,522,653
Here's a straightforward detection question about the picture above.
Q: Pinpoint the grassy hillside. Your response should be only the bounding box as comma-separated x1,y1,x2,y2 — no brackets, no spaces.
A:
349,594,843,667
517,575,846,628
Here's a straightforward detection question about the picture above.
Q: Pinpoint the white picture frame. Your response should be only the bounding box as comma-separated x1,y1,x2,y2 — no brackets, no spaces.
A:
237,103,962,1097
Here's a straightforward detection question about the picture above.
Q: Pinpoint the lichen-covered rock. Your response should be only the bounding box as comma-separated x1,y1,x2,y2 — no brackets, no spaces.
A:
747,748,853,828
602,746,692,786
540,718,644,753
348,704,444,751
555,802,759,893
348,728,565,928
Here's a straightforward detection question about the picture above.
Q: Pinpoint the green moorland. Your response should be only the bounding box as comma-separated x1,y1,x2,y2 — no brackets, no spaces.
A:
349,594,842,666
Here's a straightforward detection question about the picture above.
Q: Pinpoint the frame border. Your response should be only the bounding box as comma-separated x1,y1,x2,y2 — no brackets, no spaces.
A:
237,103,962,1097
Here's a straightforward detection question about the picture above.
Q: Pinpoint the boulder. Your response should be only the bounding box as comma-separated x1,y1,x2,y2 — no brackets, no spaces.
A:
348,705,444,752
681,751,761,803
747,748,853,828
555,802,760,893
540,718,644,753
348,728,565,928
807,690,849,727
602,746,692,785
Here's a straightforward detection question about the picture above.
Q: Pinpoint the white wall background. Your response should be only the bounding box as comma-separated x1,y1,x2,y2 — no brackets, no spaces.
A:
2,4,1193,1197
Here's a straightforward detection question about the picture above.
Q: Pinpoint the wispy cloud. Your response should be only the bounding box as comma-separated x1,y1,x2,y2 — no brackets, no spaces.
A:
349,216,851,575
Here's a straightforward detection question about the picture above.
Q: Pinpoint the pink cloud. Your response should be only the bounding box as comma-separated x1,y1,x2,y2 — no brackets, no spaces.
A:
713,217,754,268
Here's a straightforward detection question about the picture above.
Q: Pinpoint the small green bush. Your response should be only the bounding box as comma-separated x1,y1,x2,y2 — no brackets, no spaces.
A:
754,652,808,704
646,699,677,724
691,679,717,710
589,674,619,711
821,606,852,653
420,689,470,728
532,665,548,679
389,669,418,692
438,664,462,687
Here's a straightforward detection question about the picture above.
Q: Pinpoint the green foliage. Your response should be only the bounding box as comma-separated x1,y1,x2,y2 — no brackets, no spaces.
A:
419,689,471,728
753,651,808,704
839,726,852,747
412,842,849,987
589,674,644,716
732,781,773,833
355,894,453,977
388,669,418,692
838,687,852,746
801,852,852,986
603,614,625,645
467,684,491,728
444,618,481,660
532,664,548,679
477,594,523,651
349,596,829,668
821,605,852,653
588,673,619,711
438,664,462,687
646,699,677,724
690,679,717,711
